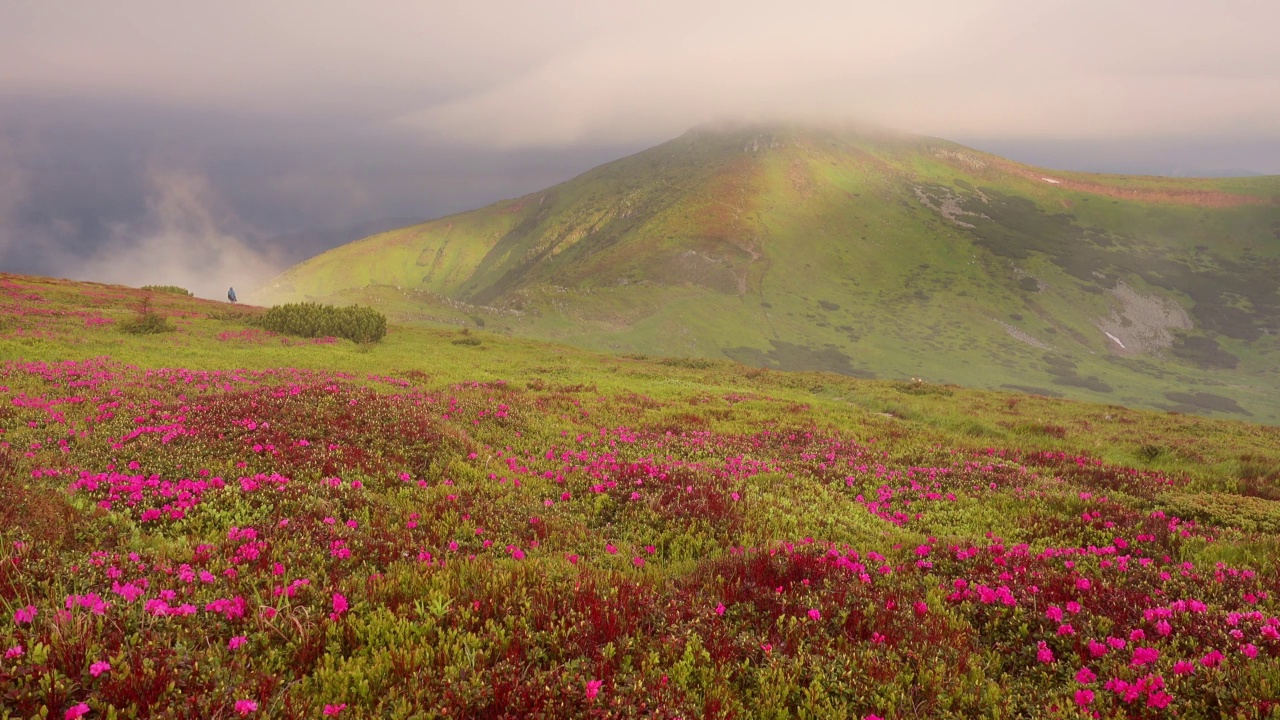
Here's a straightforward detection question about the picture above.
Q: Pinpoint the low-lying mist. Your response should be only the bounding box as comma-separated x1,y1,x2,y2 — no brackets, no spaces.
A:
70,166,284,301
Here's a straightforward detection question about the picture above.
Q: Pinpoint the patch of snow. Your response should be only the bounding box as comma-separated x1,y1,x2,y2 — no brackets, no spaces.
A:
1104,331,1126,349
1042,177,1061,184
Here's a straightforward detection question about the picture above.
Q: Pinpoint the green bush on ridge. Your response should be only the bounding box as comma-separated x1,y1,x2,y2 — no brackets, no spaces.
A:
251,302,388,343
140,285,193,296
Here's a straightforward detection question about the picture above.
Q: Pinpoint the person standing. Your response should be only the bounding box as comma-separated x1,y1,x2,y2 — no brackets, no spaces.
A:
228,287,237,303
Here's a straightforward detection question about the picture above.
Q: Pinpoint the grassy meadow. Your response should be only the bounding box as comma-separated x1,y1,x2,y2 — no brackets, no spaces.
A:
5,273,1280,717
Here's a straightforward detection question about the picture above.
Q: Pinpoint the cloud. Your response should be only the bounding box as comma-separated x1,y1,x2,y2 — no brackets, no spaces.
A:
2,1,1278,149
63,163,283,300
391,0,1280,146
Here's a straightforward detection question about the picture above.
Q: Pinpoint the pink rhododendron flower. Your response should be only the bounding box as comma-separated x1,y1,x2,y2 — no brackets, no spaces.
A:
323,704,347,715
807,608,821,621
1036,641,1054,664
632,556,645,568
235,699,258,715
1045,605,1063,622
65,704,90,720
1104,677,1128,695
1088,639,1108,658
330,593,349,620
1075,666,1096,684
1074,689,1094,707
229,636,247,650
1242,644,1259,659
1172,660,1195,675
1201,649,1224,667
90,660,111,676
585,679,603,700
1131,647,1159,667
4,645,23,659
13,605,36,624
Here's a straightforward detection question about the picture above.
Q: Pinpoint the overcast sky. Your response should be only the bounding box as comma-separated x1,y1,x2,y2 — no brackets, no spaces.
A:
2,1,1278,297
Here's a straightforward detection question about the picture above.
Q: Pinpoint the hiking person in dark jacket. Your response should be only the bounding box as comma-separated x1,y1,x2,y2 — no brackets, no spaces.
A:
228,287,237,303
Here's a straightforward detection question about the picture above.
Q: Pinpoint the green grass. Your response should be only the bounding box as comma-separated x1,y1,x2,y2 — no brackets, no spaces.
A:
8,273,1279,483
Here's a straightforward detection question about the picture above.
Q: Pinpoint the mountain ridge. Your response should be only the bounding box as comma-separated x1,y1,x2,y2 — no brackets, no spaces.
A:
255,122,1280,422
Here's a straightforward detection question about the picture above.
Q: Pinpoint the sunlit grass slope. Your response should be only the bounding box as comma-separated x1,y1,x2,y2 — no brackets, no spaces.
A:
256,124,1280,425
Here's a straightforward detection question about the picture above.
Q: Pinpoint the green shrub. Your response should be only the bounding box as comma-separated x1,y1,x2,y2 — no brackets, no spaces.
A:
1159,492,1280,534
120,297,176,335
140,285,193,296
251,302,387,343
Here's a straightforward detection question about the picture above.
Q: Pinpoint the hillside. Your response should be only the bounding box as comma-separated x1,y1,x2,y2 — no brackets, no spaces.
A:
5,273,1280,716
256,123,1280,423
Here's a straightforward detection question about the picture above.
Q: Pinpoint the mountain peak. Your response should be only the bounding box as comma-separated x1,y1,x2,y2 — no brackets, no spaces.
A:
258,128,1280,422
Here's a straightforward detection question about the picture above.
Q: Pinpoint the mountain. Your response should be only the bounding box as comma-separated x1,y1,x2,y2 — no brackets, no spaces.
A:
255,123,1280,423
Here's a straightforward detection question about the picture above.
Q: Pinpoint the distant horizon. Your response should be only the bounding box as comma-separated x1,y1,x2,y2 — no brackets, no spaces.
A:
5,120,1275,305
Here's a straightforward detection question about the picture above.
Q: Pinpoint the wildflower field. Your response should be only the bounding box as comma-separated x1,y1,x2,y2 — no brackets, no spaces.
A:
4,273,1280,719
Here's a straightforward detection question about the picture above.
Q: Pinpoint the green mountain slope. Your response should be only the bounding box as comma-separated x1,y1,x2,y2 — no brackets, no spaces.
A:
256,123,1280,422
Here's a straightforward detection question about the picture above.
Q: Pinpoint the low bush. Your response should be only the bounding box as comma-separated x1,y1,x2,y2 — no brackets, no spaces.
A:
140,285,193,296
1160,491,1280,534
658,356,718,370
120,297,176,335
251,302,387,343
